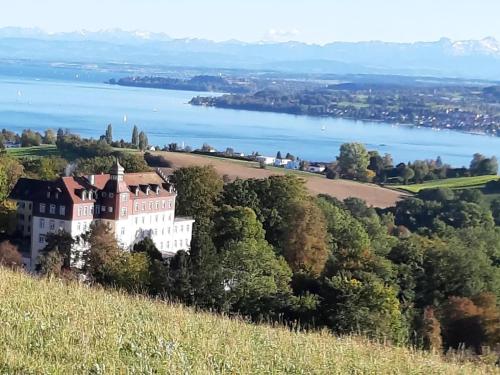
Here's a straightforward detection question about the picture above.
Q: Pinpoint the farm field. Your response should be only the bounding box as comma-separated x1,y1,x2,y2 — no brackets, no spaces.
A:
156,152,407,208
5,145,60,158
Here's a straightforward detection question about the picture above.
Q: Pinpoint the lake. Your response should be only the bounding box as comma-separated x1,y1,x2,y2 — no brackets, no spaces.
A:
1,75,500,167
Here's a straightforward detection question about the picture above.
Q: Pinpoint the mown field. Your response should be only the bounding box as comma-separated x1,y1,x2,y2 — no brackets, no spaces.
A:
5,145,60,158
393,175,499,193
0,269,495,374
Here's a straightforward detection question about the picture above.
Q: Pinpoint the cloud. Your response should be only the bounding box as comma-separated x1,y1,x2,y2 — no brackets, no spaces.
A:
264,28,300,42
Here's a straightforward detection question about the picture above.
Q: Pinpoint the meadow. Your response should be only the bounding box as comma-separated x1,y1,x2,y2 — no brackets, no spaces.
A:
0,268,496,374
393,175,499,193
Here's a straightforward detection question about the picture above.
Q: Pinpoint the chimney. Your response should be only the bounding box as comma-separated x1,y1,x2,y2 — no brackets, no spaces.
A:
88,175,95,185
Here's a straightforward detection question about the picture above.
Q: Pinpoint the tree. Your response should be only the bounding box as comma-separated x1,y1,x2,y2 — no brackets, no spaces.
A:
400,166,415,185
0,200,17,235
337,142,370,180
320,276,406,343
81,223,122,285
43,129,57,144
138,131,148,151
131,125,139,148
105,124,113,144
20,129,42,147
38,157,67,180
171,166,223,221
57,128,65,143
276,151,282,159
282,199,329,276
42,231,76,269
420,306,442,352
0,155,24,200
0,241,22,269
215,206,292,319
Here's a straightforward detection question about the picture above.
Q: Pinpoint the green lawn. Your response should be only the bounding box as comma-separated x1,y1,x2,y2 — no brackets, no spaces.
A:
6,145,60,159
393,175,499,193
0,268,495,374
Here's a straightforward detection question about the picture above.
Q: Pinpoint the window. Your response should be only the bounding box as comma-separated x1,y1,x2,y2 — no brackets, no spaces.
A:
59,221,64,230
101,205,106,212
162,215,165,222
185,239,189,246
95,205,100,215
174,240,177,247
83,223,87,231
121,207,127,217
174,226,177,233
162,200,166,209
155,201,159,210
90,206,94,215
121,194,127,202
168,227,171,234
102,192,107,198
49,220,55,230
109,193,114,198
39,234,46,244
134,217,138,224
162,228,164,235
82,191,87,200
78,207,82,217
142,203,145,211
40,219,45,229
142,216,145,224
108,207,113,213
39,203,46,213
181,225,184,232
135,202,139,211
120,227,125,235
59,205,66,215
77,222,81,231
83,206,88,216
149,202,153,210
49,204,56,214
46,192,50,199
168,200,172,208
155,215,158,223
167,241,170,249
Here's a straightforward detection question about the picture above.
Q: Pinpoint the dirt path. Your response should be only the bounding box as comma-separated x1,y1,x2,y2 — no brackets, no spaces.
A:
156,152,407,208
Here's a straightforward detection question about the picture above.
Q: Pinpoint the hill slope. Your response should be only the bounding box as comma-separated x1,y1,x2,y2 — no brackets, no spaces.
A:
0,269,495,374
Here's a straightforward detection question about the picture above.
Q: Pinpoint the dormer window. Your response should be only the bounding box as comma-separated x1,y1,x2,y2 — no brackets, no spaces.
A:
135,187,139,196
146,187,150,195
102,192,107,198
46,191,50,199
155,186,160,194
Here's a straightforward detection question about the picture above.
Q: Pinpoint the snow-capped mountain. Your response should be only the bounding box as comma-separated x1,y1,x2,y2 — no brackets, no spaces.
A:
0,28,498,80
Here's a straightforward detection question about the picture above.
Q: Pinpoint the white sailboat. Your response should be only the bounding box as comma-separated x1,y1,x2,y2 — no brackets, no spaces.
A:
321,125,326,131
123,115,128,123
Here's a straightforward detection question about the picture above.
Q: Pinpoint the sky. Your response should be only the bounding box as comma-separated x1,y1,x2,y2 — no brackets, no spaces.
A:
0,0,499,44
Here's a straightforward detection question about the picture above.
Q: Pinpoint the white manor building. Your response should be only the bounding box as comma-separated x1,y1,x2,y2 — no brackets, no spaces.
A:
9,161,194,270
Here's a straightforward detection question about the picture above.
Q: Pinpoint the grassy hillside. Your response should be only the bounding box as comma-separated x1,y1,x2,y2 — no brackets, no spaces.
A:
393,175,499,193
0,269,496,374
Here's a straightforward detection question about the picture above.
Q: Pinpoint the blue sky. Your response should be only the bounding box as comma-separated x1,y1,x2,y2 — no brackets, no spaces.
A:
1,0,499,43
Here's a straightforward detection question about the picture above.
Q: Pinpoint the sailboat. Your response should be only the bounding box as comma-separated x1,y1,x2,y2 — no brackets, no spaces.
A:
123,115,128,123
321,125,326,131
17,90,22,97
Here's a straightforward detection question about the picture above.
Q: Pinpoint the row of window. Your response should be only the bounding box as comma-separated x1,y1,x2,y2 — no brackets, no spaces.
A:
40,203,66,216
133,214,172,225
134,200,172,212
77,205,114,217
39,219,64,231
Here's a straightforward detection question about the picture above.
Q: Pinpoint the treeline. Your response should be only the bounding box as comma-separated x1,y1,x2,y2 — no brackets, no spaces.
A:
0,128,57,148
329,142,498,184
110,75,254,94
3,166,498,357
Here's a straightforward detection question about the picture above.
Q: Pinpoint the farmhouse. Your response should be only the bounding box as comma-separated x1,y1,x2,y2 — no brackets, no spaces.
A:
9,160,194,269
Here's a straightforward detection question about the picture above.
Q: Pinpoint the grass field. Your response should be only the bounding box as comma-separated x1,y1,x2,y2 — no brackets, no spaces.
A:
393,175,499,193
0,269,495,374
6,145,60,158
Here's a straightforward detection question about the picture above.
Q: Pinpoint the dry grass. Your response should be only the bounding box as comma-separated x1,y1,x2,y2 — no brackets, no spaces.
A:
156,152,406,208
0,269,496,374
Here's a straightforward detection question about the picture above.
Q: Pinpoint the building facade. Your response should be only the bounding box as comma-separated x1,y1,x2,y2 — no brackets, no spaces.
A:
9,161,194,269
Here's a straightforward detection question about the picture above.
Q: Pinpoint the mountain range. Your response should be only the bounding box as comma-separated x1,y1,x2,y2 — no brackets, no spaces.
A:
0,28,499,80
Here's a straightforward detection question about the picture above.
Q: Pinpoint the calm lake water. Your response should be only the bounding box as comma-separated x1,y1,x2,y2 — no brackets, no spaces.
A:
1,76,500,167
